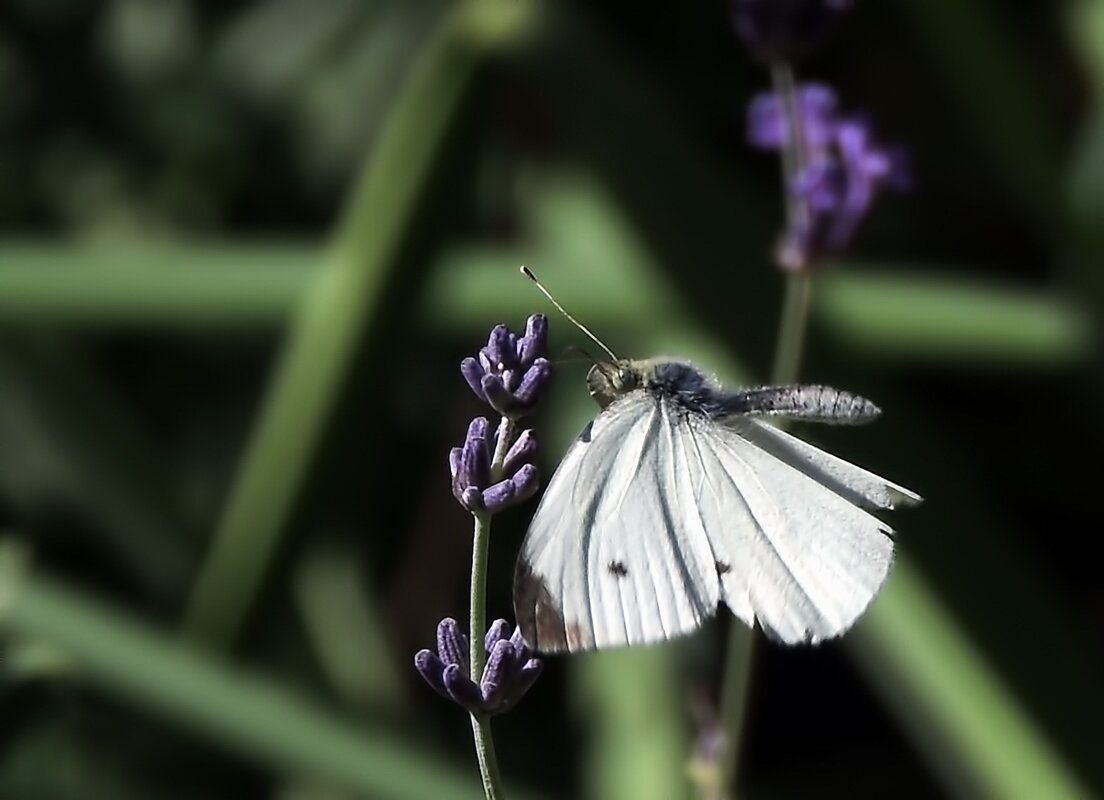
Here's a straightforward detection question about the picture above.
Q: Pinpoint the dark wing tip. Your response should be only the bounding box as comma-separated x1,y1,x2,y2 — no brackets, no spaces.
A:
514,559,571,654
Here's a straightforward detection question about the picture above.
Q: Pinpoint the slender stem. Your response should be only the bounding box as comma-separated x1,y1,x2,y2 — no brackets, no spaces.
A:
770,272,813,386
469,508,493,681
717,60,816,798
466,416,516,800
469,680,505,800
770,62,809,239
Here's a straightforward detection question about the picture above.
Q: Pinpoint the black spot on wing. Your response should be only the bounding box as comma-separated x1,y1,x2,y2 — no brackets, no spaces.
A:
578,419,595,443
608,560,628,578
715,561,731,576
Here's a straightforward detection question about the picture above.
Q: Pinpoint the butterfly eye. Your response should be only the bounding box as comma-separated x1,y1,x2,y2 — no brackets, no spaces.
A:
613,367,638,392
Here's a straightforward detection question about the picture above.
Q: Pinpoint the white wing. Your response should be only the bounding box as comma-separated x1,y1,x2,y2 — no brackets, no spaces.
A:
514,392,721,653
734,418,922,511
676,415,906,644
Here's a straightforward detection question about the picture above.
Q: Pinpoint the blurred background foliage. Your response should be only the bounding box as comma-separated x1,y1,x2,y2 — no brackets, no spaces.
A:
0,0,1100,798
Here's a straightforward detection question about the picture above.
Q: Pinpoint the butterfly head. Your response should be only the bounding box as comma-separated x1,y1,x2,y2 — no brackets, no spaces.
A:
586,360,645,408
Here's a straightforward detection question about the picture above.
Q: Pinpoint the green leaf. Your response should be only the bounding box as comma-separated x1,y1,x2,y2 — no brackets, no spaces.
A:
181,1,529,647
0,243,313,329
815,269,1091,364
851,561,1093,800
0,548,542,800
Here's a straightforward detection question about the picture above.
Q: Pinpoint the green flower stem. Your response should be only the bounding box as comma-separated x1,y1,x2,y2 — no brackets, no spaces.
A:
770,272,813,387
770,62,809,247
0,545,520,800
180,0,524,649
718,60,814,796
466,415,516,800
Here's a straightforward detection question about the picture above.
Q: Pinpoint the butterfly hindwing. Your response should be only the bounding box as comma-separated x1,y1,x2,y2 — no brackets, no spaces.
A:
678,415,899,644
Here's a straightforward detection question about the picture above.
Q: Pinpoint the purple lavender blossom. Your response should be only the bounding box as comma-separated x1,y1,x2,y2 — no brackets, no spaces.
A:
449,417,540,515
418,319,549,728
461,315,551,419
748,83,908,269
731,0,853,63
747,84,838,151
415,618,543,716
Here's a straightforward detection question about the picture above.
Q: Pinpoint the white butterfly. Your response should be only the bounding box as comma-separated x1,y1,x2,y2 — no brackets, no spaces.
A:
513,356,922,653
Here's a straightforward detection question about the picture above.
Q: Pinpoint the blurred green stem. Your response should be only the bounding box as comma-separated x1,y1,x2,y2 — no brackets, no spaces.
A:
0,547,536,800
467,415,515,800
770,273,813,387
181,1,509,648
718,61,813,797
851,561,1091,799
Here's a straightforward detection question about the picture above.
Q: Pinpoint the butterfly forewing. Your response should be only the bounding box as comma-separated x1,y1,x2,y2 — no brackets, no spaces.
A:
732,418,922,511
514,392,721,653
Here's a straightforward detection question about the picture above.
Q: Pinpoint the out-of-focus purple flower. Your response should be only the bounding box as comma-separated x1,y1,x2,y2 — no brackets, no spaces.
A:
747,84,838,151
415,618,543,716
449,417,540,515
732,0,853,62
461,315,551,419
747,83,908,269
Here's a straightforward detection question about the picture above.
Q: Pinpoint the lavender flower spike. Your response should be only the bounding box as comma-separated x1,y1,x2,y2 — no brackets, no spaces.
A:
747,82,909,269
415,619,542,716
747,84,838,152
450,419,540,515
461,314,552,419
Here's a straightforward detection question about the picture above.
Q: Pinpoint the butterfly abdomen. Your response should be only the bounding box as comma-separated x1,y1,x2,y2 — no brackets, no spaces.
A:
639,361,880,425
718,385,881,424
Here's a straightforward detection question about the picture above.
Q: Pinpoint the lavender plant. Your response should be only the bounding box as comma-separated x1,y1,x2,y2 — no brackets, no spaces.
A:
748,83,909,271
714,0,909,793
414,316,551,799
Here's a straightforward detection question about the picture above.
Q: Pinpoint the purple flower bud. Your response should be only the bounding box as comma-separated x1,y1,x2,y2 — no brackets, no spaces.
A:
461,357,488,403
502,430,537,477
480,639,519,705
415,619,542,716
510,360,552,417
747,84,838,152
732,0,851,63
481,464,540,514
443,663,484,713
516,314,548,367
413,649,449,699
452,418,492,511
451,417,539,515
482,325,519,373
484,619,513,653
748,84,908,270
436,617,469,673
786,117,907,269
460,318,553,417
510,464,540,503
448,447,462,481
480,374,515,417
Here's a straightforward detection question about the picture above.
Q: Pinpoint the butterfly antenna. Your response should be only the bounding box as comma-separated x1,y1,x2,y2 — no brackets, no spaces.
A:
521,265,618,361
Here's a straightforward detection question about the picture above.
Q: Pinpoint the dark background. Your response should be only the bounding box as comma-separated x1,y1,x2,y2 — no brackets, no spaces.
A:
0,1,1100,798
